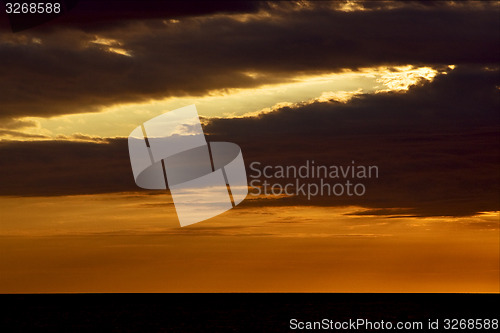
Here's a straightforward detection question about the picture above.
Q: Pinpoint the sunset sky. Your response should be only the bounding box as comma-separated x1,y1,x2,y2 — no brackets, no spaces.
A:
0,0,499,293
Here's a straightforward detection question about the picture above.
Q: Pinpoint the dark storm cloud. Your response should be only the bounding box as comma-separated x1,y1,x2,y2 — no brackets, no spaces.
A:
206,67,500,138
203,66,500,217
0,138,134,196
57,0,265,28
0,2,498,121
1,66,498,217
1,0,265,31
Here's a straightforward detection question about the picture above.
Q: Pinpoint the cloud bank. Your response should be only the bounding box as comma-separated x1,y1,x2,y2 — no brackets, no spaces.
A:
1,66,498,217
0,2,498,121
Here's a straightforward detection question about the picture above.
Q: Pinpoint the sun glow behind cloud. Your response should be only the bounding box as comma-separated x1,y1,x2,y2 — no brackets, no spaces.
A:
375,65,437,92
90,36,132,57
4,66,441,141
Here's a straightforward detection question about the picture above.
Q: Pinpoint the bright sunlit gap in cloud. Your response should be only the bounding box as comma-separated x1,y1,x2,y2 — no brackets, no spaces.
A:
90,36,133,57
4,66,443,141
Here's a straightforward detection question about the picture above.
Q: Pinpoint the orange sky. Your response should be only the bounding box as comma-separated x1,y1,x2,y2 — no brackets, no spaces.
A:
1,193,498,293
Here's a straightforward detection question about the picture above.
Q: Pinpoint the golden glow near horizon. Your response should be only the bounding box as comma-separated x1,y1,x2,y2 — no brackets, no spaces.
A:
2,66,442,141
0,193,498,292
